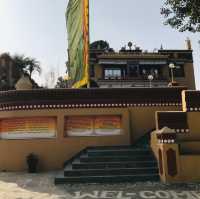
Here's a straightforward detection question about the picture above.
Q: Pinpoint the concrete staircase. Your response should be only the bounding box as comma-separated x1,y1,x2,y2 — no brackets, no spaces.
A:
55,145,159,184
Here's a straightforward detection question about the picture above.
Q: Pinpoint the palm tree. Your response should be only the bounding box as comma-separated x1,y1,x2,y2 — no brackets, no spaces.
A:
12,55,27,75
13,55,41,78
25,57,41,78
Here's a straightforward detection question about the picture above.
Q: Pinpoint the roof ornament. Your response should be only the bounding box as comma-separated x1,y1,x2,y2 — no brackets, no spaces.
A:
128,42,133,50
186,37,192,50
120,45,126,52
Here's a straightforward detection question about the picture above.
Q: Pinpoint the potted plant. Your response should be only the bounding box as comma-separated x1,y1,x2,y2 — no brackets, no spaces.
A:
26,153,39,173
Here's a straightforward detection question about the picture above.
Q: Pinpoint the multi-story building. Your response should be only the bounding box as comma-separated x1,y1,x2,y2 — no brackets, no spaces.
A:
89,40,196,89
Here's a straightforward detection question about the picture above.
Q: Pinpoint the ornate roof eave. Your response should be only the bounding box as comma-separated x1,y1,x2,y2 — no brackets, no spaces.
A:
0,87,186,111
98,53,169,60
158,49,193,53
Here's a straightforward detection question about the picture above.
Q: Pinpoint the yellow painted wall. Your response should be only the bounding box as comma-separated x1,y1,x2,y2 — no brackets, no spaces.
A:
0,105,180,171
186,112,200,140
180,156,200,182
0,108,130,171
94,64,102,80
129,106,180,142
184,63,196,90
151,109,200,183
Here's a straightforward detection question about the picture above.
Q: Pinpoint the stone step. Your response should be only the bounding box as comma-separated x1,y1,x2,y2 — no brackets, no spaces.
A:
55,143,159,184
87,149,152,157
72,160,158,170
80,155,154,163
64,167,158,177
87,145,135,150
55,174,160,184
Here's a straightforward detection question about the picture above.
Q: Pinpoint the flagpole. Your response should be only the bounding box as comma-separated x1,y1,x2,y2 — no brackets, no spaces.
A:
86,0,90,88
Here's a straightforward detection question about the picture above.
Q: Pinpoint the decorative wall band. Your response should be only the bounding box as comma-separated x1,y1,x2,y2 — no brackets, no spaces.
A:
187,107,200,112
0,103,182,111
175,129,190,133
157,129,189,134
157,133,177,144
158,139,175,144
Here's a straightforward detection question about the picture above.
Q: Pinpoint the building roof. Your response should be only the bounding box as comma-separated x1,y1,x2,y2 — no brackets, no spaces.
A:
0,87,186,111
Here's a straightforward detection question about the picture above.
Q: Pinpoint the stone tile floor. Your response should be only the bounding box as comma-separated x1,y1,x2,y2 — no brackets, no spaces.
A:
0,172,200,199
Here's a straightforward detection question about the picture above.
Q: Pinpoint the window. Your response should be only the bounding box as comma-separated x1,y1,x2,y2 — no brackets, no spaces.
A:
174,65,185,77
139,66,161,79
104,69,121,79
169,65,185,77
129,65,138,77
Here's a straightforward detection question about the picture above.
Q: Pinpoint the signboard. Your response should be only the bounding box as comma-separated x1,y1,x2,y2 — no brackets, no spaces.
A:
65,116,93,136
95,116,121,135
65,116,122,137
0,117,56,139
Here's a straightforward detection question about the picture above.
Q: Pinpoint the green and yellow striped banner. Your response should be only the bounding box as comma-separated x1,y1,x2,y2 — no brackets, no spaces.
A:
66,0,89,88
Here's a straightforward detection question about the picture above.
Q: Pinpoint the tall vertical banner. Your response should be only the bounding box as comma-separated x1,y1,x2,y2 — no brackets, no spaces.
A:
66,0,90,88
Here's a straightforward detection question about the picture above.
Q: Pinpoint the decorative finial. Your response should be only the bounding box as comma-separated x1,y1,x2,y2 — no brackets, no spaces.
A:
186,37,192,50
128,42,133,50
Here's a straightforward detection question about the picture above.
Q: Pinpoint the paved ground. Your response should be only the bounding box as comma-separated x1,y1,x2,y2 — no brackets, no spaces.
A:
0,172,200,199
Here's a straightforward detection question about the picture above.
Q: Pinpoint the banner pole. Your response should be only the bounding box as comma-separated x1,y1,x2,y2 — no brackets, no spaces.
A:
86,0,90,88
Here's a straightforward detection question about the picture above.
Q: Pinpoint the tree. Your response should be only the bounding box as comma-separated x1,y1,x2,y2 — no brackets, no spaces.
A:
12,55,27,74
161,0,200,32
0,53,19,90
90,40,110,50
13,55,41,78
25,57,41,78
55,76,69,88
0,53,41,90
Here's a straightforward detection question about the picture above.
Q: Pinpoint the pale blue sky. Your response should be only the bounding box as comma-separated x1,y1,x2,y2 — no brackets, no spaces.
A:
0,0,199,88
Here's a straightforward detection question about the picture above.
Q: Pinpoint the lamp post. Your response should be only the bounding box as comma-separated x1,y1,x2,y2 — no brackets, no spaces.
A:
148,74,154,88
169,63,176,83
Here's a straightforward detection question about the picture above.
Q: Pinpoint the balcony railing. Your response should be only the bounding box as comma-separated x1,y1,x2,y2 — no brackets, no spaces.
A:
98,77,168,81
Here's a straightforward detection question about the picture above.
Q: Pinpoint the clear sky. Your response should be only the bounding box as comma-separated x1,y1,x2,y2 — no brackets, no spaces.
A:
0,0,199,88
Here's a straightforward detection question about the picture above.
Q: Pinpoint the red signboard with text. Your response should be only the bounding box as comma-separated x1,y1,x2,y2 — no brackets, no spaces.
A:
65,115,122,137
